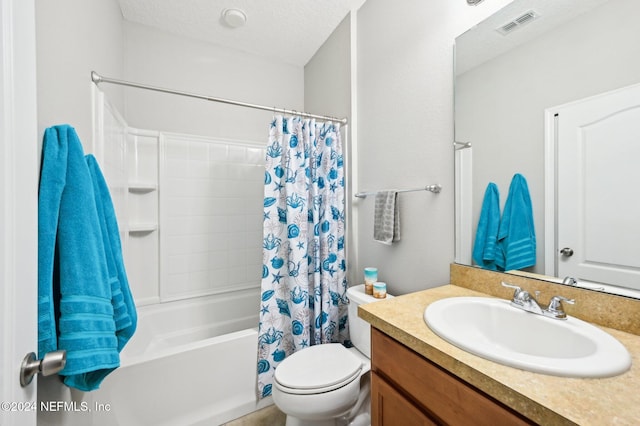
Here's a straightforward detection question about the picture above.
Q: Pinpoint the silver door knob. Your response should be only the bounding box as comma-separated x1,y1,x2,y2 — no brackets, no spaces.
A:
560,247,574,257
20,350,66,387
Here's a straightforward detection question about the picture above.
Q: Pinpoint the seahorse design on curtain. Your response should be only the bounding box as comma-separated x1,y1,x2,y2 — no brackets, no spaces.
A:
257,115,349,398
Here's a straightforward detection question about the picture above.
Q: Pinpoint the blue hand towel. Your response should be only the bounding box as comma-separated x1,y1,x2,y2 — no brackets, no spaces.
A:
472,183,500,270
38,125,136,391
495,173,536,271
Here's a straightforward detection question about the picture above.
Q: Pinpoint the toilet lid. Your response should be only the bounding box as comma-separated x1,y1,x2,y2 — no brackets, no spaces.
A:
274,343,363,393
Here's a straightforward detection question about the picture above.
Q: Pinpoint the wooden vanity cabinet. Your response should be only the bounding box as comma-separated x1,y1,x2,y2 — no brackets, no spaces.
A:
371,328,535,426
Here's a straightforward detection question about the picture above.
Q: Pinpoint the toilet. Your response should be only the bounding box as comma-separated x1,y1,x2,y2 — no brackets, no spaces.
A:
272,284,393,426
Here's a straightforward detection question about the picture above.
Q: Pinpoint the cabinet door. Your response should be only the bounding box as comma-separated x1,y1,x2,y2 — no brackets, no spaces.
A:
372,329,534,426
371,371,438,426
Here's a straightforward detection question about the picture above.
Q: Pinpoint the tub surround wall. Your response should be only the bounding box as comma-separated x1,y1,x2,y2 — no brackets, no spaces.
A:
96,91,265,307
123,129,160,304
359,264,640,425
160,134,265,302
93,97,162,306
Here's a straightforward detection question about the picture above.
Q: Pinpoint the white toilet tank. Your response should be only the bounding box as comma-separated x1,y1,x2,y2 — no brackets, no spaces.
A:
347,284,393,359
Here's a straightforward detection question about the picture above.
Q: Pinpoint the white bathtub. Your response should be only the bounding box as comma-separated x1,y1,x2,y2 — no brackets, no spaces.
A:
90,289,271,426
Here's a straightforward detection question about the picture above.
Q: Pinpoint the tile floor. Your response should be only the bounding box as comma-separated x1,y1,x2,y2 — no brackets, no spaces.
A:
223,404,286,426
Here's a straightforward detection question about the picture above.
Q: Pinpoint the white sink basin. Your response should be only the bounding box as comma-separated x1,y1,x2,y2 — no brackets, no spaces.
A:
424,297,631,378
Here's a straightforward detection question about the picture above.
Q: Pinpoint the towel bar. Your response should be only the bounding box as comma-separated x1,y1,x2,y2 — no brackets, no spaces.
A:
354,184,441,199
454,141,472,150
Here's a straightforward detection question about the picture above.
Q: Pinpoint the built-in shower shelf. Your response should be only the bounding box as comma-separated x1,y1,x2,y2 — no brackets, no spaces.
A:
128,182,157,193
129,223,158,234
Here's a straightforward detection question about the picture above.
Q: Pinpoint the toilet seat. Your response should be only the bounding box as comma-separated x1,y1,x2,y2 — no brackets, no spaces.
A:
274,343,363,395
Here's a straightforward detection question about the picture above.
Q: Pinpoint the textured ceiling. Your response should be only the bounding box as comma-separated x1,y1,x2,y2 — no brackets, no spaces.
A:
456,0,611,75
118,0,366,67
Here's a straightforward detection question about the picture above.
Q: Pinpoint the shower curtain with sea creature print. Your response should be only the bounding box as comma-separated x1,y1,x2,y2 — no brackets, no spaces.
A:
257,115,349,398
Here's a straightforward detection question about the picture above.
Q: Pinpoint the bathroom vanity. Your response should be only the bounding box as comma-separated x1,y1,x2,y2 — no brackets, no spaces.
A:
371,328,533,425
359,264,640,425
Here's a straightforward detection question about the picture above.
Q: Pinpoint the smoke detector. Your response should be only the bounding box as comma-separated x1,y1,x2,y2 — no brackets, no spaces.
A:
221,8,247,28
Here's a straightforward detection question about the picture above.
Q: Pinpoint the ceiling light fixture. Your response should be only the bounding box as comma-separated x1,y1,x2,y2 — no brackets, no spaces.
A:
221,8,247,28
467,0,485,5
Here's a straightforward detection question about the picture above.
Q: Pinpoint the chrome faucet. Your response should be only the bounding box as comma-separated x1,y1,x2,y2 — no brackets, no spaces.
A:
562,276,578,286
545,295,576,319
501,282,575,320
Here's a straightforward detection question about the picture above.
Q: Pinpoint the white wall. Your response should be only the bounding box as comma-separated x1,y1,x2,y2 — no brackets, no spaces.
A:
304,15,351,121
123,22,304,142
457,0,640,274
35,1,124,424
304,14,354,283
355,0,512,295
35,0,124,145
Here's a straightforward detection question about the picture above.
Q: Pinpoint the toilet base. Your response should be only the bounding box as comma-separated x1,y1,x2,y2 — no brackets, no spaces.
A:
279,373,371,426
346,412,371,426
285,417,341,426
285,412,370,426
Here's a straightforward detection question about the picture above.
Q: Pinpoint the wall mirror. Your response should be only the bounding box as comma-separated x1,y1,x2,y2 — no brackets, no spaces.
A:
454,0,640,298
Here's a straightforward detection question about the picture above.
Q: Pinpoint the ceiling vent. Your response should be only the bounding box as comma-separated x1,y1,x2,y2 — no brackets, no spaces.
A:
496,10,539,35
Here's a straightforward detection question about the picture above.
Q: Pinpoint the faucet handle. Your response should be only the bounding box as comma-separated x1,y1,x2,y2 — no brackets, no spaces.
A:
501,282,534,304
501,281,521,291
549,295,575,306
501,281,522,298
546,295,576,319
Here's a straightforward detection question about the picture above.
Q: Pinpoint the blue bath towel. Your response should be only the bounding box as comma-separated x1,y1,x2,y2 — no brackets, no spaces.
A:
472,183,500,270
86,155,137,351
38,125,136,391
495,173,536,271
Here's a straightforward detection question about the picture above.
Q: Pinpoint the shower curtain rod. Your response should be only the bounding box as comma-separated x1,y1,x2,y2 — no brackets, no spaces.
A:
91,71,348,124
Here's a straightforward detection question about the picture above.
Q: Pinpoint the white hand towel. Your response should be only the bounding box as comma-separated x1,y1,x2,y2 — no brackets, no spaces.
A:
374,191,400,244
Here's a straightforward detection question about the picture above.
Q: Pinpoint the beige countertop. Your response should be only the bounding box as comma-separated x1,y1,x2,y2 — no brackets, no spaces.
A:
359,284,640,426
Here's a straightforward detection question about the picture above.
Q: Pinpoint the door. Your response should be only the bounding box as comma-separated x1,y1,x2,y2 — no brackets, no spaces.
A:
0,0,38,425
555,83,640,290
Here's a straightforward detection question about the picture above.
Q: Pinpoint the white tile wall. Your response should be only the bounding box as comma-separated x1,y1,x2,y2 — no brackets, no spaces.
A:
160,134,265,301
99,101,128,245
99,110,266,306
126,131,160,306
